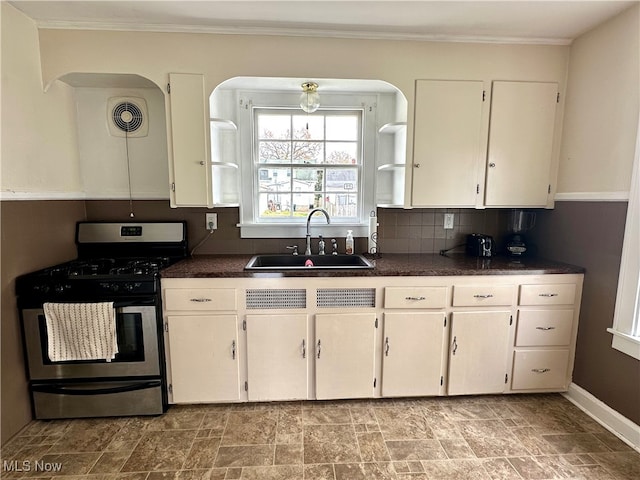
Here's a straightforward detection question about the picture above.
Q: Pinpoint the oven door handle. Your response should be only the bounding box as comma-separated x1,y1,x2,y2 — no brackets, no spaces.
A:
31,380,161,396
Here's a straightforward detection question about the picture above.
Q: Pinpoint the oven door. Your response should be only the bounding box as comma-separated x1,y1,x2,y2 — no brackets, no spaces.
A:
22,304,161,380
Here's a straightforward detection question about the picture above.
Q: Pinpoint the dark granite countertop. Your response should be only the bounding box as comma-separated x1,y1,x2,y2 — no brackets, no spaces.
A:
160,253,585,278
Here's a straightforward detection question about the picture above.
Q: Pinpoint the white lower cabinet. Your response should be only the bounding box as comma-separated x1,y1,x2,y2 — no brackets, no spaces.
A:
161,274,582,404
448,311,512,395
165,314,240,403
245,314,308,401
381,312,446,397
315,313,377,400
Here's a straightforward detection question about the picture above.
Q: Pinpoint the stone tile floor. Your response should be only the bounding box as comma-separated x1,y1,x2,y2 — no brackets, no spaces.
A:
1,394,639,480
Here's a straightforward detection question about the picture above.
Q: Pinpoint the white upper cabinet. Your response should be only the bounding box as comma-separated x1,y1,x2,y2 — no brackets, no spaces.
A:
412,80,485,207
167,73,211,207
410,79,559,208
485,81,559,207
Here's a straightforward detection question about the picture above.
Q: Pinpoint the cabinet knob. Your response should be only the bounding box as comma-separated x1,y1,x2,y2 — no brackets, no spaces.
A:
301,339,306,359
385,337,390,356
199,161,206,166
489,162,496,168
452,336,458,355
316,340,322,359
414,163,421,168
535,326,556,331
231,340,236,360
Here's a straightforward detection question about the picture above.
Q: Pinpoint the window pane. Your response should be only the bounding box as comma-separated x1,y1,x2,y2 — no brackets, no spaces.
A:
258,115,291,140
326,115,359,141
326,168,358,192
258,167,291,192
293,168,324,192
259,141,291,163
292,115,324,140
326,193,358,218
292,193,323,215
259,193,292,218
326,142,358,164
292,142,324,163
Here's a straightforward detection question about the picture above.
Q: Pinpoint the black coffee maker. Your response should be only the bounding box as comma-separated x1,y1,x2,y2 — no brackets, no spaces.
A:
506,209,536,256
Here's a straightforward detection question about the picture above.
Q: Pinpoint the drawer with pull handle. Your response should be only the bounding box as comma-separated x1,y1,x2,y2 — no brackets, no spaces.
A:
164,288,237,311
515,309,574,346
511,349,570,390
452,285,515,306
384,286,447,309
519,284,576,306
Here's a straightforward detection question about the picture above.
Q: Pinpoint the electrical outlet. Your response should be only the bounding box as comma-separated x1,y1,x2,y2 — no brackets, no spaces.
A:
444,213,455,230
206,213,218,231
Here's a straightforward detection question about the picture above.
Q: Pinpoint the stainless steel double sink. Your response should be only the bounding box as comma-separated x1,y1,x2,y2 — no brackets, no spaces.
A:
245,254,374,270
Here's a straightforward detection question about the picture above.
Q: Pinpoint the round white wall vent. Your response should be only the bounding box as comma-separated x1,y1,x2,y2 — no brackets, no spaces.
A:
107,97,149,137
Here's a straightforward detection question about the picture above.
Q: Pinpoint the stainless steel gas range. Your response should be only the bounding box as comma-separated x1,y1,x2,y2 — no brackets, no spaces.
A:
15,222,187,419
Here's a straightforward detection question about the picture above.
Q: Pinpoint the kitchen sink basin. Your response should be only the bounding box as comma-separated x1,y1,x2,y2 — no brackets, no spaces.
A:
245,254,374,270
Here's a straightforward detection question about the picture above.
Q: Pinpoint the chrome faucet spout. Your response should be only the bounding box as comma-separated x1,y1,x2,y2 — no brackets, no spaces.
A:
305,208,331,255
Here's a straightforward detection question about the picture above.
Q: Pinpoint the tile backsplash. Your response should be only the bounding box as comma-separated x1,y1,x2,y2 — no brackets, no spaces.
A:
376,208,509,254
85,201,510,256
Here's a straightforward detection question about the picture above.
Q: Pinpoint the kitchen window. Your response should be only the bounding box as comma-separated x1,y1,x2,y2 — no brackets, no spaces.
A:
235,88,380,239
254,110,361,222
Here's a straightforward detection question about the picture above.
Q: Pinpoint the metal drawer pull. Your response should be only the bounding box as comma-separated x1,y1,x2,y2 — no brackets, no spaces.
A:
405,296,426,301
539,293,559,297
317,340,322,359
531,368,550,374
473,294,494,299
536,326,556,331
452,336,458,355
301,339,306,359
190,298,212,302
385,337,390,356
231,340,236,360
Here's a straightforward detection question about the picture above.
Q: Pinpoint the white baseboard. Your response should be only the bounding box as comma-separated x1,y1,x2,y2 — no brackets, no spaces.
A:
563,383,640,452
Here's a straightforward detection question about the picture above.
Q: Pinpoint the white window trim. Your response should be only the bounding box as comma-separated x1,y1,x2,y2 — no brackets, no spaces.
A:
236,90,383,239
608,113,640,360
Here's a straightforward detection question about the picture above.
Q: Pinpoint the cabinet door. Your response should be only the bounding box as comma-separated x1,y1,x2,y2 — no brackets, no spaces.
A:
412,80,484,207
246,314,308,401
382,312,446,397
166,315,240,403
315,313,376,400
448,311,511,395
485,81,558,207
168,73,210,207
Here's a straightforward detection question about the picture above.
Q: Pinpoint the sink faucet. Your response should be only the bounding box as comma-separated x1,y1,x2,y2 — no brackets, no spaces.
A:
305,208,330,255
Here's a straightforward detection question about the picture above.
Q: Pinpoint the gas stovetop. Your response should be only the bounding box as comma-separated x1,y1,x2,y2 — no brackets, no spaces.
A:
16,221,187,306
45,256,174,278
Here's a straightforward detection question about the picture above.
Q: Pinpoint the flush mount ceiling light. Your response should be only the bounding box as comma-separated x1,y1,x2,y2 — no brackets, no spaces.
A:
300,81,320,113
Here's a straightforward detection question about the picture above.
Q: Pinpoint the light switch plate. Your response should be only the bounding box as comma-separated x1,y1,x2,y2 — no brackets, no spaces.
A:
444,213,455,230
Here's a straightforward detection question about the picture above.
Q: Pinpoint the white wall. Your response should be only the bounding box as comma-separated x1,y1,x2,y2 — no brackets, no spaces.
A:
0,3,81,197
74,87,169,199
556,4,640,199
35,28,570,202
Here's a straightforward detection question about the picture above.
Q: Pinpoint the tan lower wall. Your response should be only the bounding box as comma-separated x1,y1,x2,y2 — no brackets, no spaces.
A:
0,200,86,444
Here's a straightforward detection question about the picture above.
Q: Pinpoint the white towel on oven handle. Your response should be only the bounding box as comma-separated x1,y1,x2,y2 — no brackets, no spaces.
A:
43,302,119,362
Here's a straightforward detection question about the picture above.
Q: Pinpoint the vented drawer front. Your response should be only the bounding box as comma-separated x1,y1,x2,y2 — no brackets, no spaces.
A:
511,349,570,390
519,284,576,306
516,309,574,346
317,288,376,308
164,288,237,311
246,289,306,309
384,287,447,309
452,285,515,306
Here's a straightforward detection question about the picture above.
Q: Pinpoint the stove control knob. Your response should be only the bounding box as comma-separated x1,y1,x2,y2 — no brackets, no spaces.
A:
35,284,50,293
110,283,120,292
54,284,68,294
123,283,135,292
